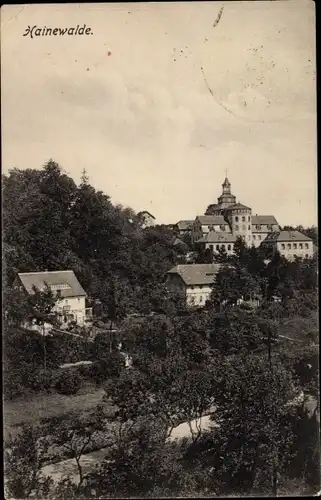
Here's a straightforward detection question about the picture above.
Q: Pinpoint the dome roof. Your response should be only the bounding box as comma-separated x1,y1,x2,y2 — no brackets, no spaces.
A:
225,202,251,211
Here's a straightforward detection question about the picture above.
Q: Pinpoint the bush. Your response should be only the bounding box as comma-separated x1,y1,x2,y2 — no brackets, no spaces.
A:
27,368,59,393
55,369,82,395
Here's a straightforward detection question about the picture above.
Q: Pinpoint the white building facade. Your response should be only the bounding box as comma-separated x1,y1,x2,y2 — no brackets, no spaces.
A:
166,264,221,307
17,270,91,327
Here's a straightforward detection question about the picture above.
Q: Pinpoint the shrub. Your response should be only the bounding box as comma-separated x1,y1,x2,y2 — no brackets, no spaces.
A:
55,369,82,395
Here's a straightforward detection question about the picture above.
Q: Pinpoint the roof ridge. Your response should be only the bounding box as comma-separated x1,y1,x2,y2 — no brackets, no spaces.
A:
18,270,73,275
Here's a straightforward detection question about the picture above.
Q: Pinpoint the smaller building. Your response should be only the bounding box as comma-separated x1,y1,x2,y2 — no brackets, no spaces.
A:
166,263,221,307
251,215,280,248
196,232,236,256
175,220,194,235
137,211,156,228
261,230,314,260
192,215,231,243
17,270,92,327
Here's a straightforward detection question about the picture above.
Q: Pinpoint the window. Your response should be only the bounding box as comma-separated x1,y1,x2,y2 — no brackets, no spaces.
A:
50,283,71,291
227,244,231,251
305,243,309,249
242,216,245,222
293,243,297,249
242,225,246,231
305,254,309,258
216,244,220,250
256,225,261,230
222,245,225,250
258,235,261,240
299,243,303,249
293,254,297,258
281,244,285,249
235,216,239,222
287,243,291,249
248,235,251,240
248,225,251,230
248,216,251,222
253,235,256,240
235,225,239,231
209,244,213,250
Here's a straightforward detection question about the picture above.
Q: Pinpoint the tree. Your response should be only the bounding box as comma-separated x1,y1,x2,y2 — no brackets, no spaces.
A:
49,406,107,490
4,281,60,329
4,424,53,498
200,354,300,496
82,416,197,498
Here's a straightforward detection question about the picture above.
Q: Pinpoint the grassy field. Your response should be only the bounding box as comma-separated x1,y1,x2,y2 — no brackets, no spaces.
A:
278,312,318,342
4,384,107,440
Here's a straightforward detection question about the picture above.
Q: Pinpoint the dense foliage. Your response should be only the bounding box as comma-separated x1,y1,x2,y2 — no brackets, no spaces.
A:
3,160,319,498
3,161,180,317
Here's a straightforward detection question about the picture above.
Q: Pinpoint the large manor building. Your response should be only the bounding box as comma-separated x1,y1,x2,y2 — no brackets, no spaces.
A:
169,176,314,306
176,176,314,260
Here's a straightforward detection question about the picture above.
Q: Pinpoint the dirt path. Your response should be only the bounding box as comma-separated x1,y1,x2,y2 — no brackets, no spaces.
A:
40,413,217,485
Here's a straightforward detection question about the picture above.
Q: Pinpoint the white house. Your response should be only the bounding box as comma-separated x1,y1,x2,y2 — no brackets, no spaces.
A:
191,215,231,243
195,231,236,256
137,211,156,228
17,270,92,327
251,215,280,248
261,230,314,260
166,263,221,307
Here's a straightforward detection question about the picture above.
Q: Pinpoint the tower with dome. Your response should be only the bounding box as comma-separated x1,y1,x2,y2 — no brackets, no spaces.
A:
190,175,280,252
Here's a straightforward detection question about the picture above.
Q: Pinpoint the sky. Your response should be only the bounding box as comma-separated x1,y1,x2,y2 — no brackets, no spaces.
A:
1,1,317,227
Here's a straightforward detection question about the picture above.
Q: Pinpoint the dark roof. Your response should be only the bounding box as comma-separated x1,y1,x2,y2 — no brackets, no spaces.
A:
176,220,194,230
18,270,87,298
252,215,279,225
225,203,251,211
205,204,221,212
170,236,188,247
167,263,221,286
196,215,229,225
262,230,313,243
196,232,236,243
137,211,155,219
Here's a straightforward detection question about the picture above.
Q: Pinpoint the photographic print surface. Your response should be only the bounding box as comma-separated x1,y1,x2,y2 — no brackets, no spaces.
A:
2,1,319,498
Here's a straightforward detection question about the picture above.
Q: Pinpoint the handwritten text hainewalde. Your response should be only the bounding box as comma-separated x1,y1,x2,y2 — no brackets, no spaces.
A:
23,25,93,39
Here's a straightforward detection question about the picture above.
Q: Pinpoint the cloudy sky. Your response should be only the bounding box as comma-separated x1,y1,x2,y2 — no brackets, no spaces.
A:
1,1,317,226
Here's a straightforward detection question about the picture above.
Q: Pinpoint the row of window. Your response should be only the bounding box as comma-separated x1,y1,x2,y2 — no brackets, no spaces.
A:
281,254,310,259
235,216,251,222
253,234,262,240
50,283,71,290
207,225,226,231
235,225,251,231
281,243,309,250
209,244,233,251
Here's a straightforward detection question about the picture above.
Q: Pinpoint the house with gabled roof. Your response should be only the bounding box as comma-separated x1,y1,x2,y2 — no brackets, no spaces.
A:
175,220,194,235
261,231,314,260
17,270,92,327
166,263,221,307
192,215,231,243
137,211,156,228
